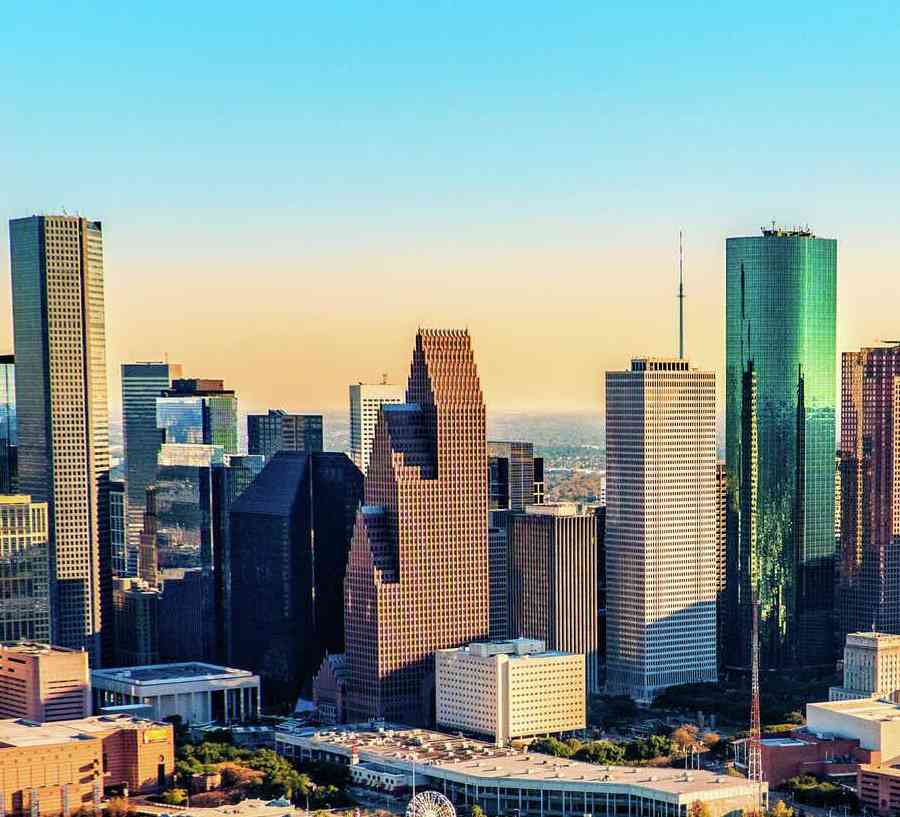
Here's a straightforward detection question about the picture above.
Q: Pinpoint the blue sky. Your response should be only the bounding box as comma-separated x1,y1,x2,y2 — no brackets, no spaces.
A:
3,1,899,411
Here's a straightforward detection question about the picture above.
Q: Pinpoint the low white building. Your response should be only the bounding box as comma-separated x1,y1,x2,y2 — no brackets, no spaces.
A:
806,698,900,762
92,662,260,724
435,638,585,745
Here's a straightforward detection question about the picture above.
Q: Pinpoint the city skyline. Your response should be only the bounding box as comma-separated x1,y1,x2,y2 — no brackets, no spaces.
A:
4,3,899,413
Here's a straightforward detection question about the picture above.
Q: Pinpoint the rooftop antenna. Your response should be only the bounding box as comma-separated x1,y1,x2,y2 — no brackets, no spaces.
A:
678,230,685,359
381,372,388,385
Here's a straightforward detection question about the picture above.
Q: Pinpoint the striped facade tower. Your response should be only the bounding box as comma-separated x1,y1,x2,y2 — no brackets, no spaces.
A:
343,329,489,724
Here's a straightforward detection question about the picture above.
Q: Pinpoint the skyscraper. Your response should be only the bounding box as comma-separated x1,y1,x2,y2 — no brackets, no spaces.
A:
343,329,489,723
10,215,110,662
508,503,600,693
837,345,900,639
0,354,17,493
348,382,404,475
248,410,324,459
487,441,544,640
122,362,182,574
715,460,728,669
229,451,363,702
605,357,717,702
156,379,237,452
725,226,837,669
0,496,50,642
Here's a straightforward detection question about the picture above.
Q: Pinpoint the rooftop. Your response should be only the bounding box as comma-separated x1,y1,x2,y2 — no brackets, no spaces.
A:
276,723,758,798
0,714,168,749
808,699,900,722
0,641,83,656
93,662,256,686
525,502,593,517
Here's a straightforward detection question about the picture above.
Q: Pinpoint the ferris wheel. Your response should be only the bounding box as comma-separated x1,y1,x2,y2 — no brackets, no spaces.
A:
406,791,456,817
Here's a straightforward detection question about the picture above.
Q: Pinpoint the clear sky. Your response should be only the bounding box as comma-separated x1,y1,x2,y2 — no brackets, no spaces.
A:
3,1,899,414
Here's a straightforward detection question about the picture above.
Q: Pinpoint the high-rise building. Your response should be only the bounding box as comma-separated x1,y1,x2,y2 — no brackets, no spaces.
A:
122,362,182,574
139,487,161,588
112,577,160,666
508,503,599,694
605,358,717,702
109,480,127,576
348,382,404,475
248,410,324,459
837,345,900,639
725,226,837,669
156,378,237,452
486,441,544,640
829,632,900,702
0,496,50,642
342,330,489,723
0,354,17,493
10,214,110,662
716,460,727,668
0,642,90,721
157,568,214,663
229,451,363,702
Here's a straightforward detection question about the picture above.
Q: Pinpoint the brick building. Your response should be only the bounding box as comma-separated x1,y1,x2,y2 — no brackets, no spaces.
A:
0,642,90,722
0,714,174,816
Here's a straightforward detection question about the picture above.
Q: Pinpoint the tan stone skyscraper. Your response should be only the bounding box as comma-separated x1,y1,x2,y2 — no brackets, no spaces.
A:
343,329,489,723
10,215,110,664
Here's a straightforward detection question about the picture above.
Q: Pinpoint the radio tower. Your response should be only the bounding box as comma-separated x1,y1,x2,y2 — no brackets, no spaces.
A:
748,596,764,813
678,230,685,359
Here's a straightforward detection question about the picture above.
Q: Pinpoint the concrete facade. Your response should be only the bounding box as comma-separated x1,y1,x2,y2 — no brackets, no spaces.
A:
91,662,260,724
436,639,585,744
0,642,90,722
806,699,900,763
830,632,900,702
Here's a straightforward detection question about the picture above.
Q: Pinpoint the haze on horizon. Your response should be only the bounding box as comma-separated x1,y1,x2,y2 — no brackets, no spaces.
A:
3,2,899,415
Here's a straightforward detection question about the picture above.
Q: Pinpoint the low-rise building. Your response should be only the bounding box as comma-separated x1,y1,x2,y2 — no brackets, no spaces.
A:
0,714,174,816
830,633,900,702
92,662,260,724
0,642,90,721
274,722,766,817
436,638,585,744
806,699,900,764
758,732,866,786
859,765,900,815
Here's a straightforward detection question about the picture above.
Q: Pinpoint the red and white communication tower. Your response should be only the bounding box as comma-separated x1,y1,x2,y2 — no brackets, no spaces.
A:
748,597,764,813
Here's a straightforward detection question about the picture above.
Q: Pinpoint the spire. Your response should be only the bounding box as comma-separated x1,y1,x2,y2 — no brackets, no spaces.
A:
678,230,685,359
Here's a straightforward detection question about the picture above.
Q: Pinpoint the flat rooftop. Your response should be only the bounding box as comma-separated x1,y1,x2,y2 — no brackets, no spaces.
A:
0,641,83,656
0,714,167,749
276,723,758,798
809,699,900,722
93,662,256,685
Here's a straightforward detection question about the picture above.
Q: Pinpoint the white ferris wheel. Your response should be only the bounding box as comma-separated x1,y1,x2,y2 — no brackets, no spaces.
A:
406,791,456,817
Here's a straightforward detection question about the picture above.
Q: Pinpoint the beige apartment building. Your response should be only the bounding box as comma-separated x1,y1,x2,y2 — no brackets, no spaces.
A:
435,638,585,745
0,496,50,643
0,642,90,722
830,632,900,701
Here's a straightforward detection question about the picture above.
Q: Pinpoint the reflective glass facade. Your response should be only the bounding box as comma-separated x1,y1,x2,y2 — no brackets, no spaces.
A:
725,229,836,669
156,389,237,453
0,354,16,493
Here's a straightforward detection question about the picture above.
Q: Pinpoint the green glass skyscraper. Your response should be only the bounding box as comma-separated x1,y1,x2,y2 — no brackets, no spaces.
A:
725,226,836,670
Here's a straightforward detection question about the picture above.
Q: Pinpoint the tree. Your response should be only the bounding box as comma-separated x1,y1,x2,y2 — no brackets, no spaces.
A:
529,736,574,757
161,789,188,806
471,806,487,817
688,801,711,817
770,800,794,817
573,740,626,765
671,725,700,753
701,732,720,749
104,798,134,817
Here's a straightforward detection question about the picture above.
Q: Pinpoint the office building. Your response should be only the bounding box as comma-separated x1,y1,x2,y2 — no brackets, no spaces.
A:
112,577,160,666
716,461,727,667
121,362,182,573
0,642,90,721
138,487,161,587
108,480,126,576
156,378,237,452
0,714,174,814
838,345,900,640
0,354,16,493
230,451,363,702
508,503,599,694
487,441,544,640
348,382,404,474
830,632,900,702
10,215,111,662
435,638,586,745
725,226,837,669
342,330,489,723
596,505,607,673
92,663,260,724
605,358,717,702
157,568,215,663
275,723,766,817
248,410,323,459
0,496,50,642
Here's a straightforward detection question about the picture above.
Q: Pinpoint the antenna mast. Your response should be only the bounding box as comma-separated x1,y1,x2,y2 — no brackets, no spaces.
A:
748,596,764,813
678,230,685,359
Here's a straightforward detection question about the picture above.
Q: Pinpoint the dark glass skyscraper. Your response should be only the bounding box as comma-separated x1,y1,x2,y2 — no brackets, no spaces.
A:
0,354,16,494
725,226,836,669
248,410,324,460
